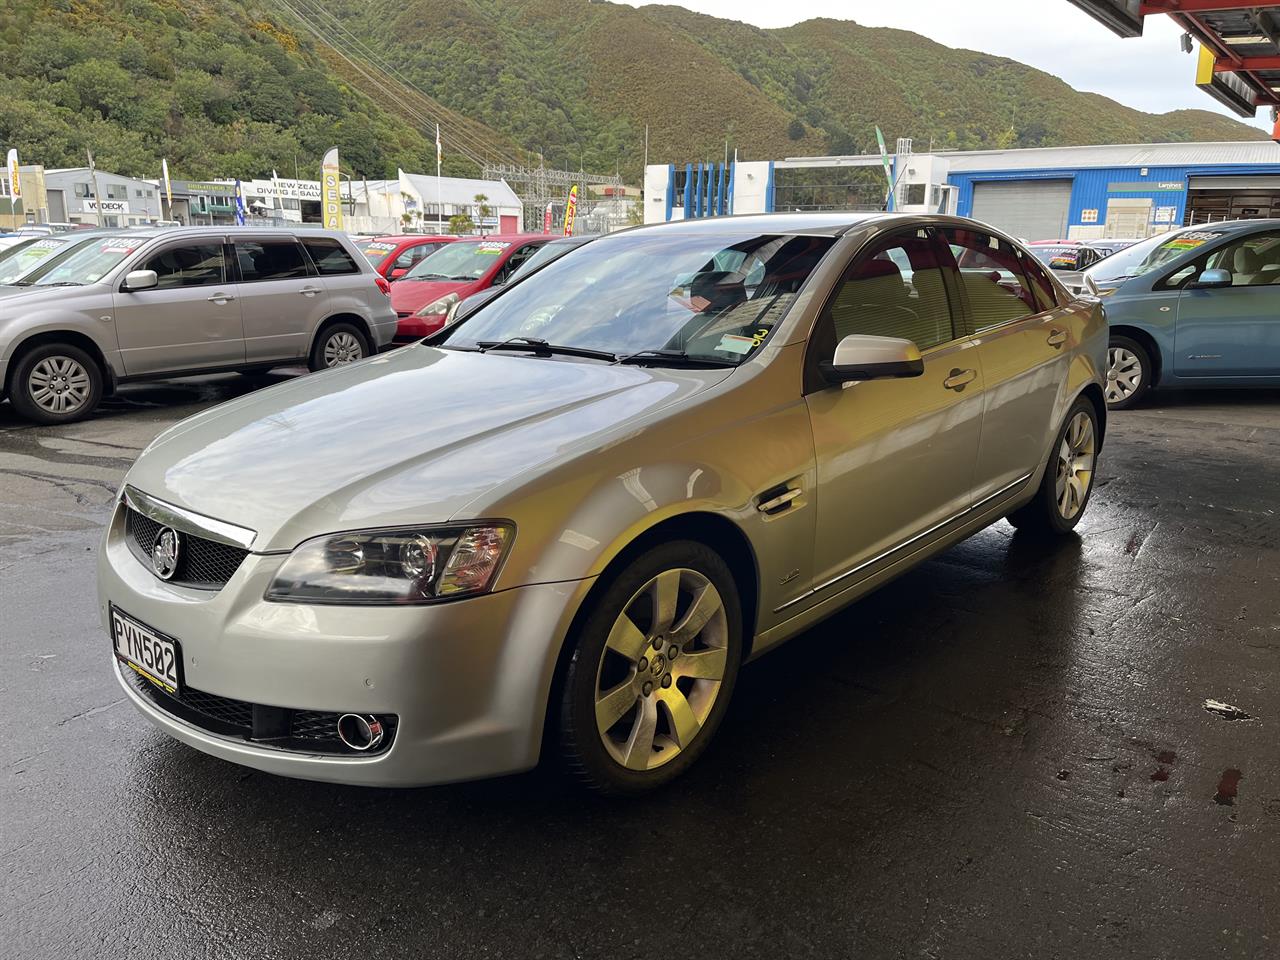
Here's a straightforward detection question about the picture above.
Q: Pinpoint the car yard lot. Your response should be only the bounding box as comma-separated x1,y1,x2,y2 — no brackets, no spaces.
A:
2,374,1278,959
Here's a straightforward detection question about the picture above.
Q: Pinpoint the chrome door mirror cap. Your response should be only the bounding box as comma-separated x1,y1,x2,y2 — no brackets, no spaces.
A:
1189,268,1231,289
122,269,159,292
821,334,924,384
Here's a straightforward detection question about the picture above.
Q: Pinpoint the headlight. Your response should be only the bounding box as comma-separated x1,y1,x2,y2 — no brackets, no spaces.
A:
414,293,459,318
265,523,513,604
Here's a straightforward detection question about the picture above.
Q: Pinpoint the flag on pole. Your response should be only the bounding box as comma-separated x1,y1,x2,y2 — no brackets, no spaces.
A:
160,158,173,217
875,126,895,211
233,179,247,225
563,184,579,237
543,201,553,234
7,148,22,201
321,147,343,230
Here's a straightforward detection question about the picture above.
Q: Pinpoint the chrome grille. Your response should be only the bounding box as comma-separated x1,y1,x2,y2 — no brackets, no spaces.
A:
125,507,249,589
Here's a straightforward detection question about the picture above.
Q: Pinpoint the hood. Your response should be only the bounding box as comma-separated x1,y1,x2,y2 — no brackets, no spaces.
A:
127,345,728,551
390,278,479,314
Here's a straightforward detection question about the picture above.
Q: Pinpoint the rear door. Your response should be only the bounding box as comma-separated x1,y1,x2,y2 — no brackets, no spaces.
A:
232,236,321,363
111,238,245,375
1174,229,1280,378
944,227,1069,501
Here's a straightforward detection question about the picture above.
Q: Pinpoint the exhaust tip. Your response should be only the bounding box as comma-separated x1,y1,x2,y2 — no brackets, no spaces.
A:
336,713,385,752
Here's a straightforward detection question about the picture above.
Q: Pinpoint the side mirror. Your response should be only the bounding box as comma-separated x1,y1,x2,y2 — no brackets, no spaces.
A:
1189,267,1231,289
121,269,158,292
389,268,408,280
820,334,924,384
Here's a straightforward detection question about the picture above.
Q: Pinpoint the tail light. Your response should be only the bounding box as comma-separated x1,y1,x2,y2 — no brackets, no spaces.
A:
375,275,391,297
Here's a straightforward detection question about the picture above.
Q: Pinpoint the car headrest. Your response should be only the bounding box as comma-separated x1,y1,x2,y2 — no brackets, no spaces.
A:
1234,246,1261,274
851,257,903,282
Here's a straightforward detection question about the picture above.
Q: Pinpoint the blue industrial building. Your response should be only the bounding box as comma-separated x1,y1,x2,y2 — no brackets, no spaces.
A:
644,141,1280,241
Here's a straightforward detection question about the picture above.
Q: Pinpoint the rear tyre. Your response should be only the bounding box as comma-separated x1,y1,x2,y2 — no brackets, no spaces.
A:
1105,335,1151,410
1006,397,1099,536
308,323,369,371
558,541,743,796
8,343,103,425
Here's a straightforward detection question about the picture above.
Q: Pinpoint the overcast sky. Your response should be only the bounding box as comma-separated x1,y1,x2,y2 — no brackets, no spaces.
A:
625,0,1271,132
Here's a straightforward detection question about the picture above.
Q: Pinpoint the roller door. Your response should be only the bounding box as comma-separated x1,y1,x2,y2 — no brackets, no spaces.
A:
970,179,1073,241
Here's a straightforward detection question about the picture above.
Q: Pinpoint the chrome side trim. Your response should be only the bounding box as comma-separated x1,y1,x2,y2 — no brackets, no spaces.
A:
122,485,257,550
774,472,1033,613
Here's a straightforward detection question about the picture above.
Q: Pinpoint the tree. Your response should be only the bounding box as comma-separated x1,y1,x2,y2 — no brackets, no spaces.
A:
786,118,805,141
473,193,491,235
448,213,474,235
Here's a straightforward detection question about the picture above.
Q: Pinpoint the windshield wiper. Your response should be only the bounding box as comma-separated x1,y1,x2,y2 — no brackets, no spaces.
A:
37,281,83,287
617,349,738,368
476,337,617,362
411,273,451,281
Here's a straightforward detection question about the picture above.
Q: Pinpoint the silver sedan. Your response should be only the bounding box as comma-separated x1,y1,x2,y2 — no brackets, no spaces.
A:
97,213,1107,794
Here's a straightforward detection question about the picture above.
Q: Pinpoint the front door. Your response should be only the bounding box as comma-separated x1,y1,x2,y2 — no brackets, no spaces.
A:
1174,229,1280,378
111,239,244,375
943,226,1069,501
233,237,322,363
804,227,985,592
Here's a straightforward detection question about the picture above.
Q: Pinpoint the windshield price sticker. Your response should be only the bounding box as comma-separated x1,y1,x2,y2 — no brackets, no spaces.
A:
717,334,757,355
1165,232,1222,251
33,239,62,249
476,242,510,254
366,242,397,251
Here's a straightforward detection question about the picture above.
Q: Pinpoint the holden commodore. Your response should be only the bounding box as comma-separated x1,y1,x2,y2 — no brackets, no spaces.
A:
99,213,1107,794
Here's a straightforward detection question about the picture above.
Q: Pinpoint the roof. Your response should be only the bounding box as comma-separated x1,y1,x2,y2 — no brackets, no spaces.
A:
1067,2,1280,116
944,141,1280,171
625,211,889,237
398,171,522,209
445,233,552,243
360,234,455,243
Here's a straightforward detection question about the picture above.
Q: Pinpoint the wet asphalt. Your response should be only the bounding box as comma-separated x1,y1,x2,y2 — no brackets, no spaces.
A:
2,372,1278,960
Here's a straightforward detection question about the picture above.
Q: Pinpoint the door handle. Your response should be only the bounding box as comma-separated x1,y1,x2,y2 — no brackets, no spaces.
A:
943,368,976,391
756,487,801,515
1046,329,1068,348
299,286,322,296
206,293,235,303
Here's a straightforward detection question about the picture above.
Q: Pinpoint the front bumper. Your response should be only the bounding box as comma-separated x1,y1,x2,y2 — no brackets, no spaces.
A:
97,500,593,787
394,313,447,340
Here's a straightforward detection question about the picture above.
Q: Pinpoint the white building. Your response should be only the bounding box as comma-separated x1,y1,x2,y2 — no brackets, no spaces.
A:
398,171,523,234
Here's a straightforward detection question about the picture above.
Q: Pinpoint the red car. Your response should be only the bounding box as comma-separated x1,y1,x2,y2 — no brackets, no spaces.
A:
391,234,553,339
353,234,457,280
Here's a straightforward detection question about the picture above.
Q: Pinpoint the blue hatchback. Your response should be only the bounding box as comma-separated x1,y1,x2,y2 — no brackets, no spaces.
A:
1084,220,1280,408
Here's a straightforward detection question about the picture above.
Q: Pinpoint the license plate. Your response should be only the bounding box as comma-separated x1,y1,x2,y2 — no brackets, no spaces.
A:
111,607,181,694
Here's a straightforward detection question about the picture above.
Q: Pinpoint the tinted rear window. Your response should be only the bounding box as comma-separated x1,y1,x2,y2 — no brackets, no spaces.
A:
303,237,361,275
236,240,310,282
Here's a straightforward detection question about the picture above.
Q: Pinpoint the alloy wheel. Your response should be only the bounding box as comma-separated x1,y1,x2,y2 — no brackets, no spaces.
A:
28,356,92,415
593,568,729,771
1055,411,1096,521
1105,346,1142,405
324,332,363,366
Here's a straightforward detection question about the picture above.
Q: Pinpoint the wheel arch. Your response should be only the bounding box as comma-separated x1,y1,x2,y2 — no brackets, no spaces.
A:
539,510,761,757
308,312,374,357
4,330,114,399
1078,381,1107,449
1109,324,1162,388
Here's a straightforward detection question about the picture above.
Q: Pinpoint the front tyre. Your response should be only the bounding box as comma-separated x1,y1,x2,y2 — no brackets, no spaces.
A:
559,541,743,795
9,343,103,424
308,323,369,371
1007,397,1099,536
1105,335,1151,409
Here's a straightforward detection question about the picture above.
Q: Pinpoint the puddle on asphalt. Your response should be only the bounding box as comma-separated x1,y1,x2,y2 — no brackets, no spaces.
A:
1214,769,1243,806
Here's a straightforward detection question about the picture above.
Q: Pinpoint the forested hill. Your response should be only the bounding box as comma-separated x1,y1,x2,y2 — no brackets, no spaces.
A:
0,0,1265,185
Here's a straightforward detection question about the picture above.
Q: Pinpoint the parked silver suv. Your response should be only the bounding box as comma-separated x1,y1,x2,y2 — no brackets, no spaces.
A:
0,227,397,424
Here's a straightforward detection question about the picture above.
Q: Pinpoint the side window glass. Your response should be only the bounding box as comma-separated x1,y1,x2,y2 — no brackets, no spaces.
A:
1203,232,1280,286
495,245,536,285
236,240,310,282
302,237,360,275
144,243,225,289
1023,258,1059,312
823,228,955,352
1160,264,1198,290
944,228,1038,329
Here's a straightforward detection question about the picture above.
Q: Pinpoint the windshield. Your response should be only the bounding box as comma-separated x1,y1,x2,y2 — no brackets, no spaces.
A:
1084,228,1225,284
27,235,144,286
440,231,835,363
405,240,513,281
354,238,397,268
0,236,70,284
